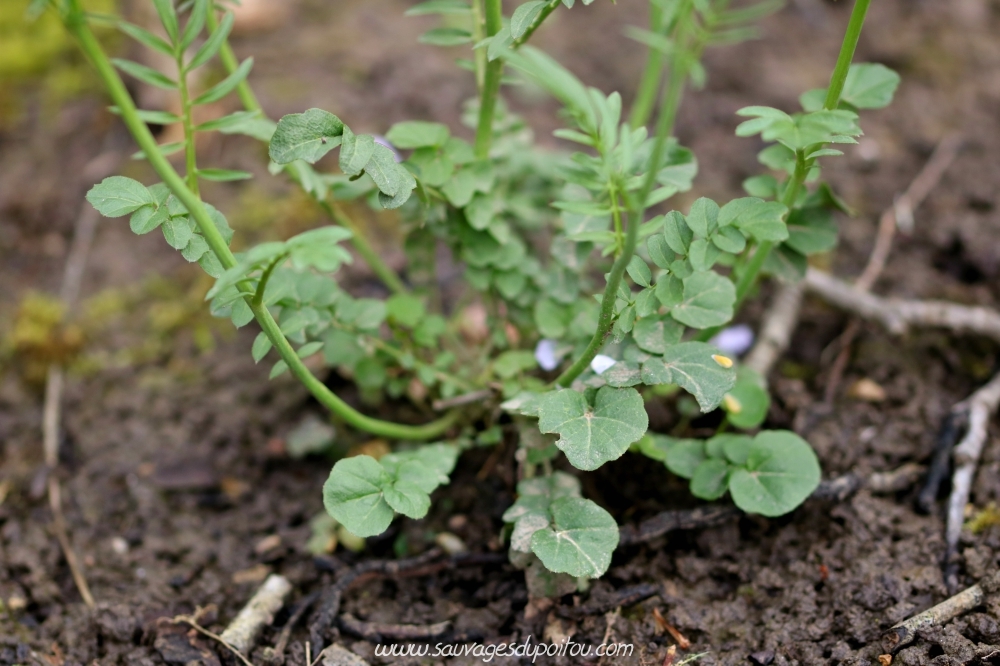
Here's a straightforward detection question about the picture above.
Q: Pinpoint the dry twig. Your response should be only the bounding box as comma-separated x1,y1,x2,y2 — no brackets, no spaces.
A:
219,573,292,655
883,580,989,652
267,591,320,663
173,614,255,666
620,464,924,546
339,614,451,642
804,268,1000,342
744,283,804,377
944,371,1000,591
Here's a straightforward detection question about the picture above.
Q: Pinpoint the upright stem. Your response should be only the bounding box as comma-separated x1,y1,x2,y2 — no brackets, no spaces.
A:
823,0,872,111
474,0,504,159
629,1,666,129
176,57,200,195
554,10,691,389
64,3,455,440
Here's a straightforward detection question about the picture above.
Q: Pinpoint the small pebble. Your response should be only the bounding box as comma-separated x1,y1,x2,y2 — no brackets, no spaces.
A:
447,514,468,531
111,537,129,555
848,377,887,402
232,564,272,585
254,534,282,555
435,532,467,555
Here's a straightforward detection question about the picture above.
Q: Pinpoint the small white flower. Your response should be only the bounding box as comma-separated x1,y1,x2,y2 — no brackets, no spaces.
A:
590,354,617,375
710,324,755,357
535,339,560,371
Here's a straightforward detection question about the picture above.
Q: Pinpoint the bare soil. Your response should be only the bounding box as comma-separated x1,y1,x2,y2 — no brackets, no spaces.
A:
2,0,1000,664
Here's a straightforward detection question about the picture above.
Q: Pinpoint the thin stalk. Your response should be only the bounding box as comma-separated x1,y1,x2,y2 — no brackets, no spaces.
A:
474,0,503,159
823,0,872,111
64,4,455,440
471,0,486,91
205,10,407,295
629,1,666,129
554,15,691,388
322,200,408,295
176,59,200,195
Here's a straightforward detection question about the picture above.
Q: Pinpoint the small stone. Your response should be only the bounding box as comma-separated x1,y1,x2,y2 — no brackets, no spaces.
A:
749,650,775,665
878,654,892,666
232,564,272,585
435,532,467,555
447,514,468,531
254,534,282,555
111,537,129,555
848,377,887,402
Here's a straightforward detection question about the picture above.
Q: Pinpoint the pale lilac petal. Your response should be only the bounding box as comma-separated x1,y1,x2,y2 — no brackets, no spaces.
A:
535,339,560,371
709,323,755,357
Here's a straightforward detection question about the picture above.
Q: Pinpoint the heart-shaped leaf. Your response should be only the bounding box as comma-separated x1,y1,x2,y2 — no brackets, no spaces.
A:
530,497,619,578
728,430,821,517
537,387,648,471
641,341,736,411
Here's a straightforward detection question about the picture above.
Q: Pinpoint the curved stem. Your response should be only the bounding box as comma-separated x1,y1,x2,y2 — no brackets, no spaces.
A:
64,4,456,441
474,0,503,159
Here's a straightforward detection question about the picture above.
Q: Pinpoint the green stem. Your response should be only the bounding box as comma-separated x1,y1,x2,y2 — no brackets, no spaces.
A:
64,3,455,441
554,17,690,389
823,0,872,111
629,1,666,129
205,9,407,296
471,0,486,91
252,253,286,307
176,58,199,195
474,0,503,159
322,200,408,295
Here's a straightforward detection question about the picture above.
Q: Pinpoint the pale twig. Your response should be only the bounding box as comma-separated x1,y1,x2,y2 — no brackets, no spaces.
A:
804,268,1000,342
883,576,996,653
432,388,495,411
744,282,804,377
824,134,962,402
219,573,292,655
40,155,116,608
944,371,1000,592
174,614,254,666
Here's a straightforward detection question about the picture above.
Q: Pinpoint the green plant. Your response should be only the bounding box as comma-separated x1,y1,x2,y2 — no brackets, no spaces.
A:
44,0,897,582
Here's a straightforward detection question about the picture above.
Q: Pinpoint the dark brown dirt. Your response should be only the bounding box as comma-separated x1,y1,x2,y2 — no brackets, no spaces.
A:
2,0,1000,664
